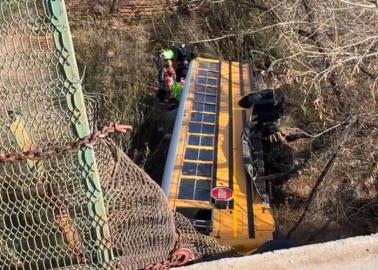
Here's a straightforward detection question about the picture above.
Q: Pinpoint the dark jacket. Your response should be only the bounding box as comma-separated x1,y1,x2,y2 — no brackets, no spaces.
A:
177,47,189,62
155,54,165,70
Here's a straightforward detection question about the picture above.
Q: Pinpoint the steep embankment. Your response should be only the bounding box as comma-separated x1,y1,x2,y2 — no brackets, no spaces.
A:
66,0,378,247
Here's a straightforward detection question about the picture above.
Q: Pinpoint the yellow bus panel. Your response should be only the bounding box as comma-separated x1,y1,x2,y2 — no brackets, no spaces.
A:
162,57,276,254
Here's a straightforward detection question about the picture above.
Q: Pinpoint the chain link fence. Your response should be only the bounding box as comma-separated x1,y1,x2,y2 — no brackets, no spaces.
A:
0,0,113,268
0,1,235,269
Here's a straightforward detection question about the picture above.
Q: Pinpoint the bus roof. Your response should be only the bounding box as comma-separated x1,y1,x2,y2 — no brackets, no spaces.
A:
162,57,276,253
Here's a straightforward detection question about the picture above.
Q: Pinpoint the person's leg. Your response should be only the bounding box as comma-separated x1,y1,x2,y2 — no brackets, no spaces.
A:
176,62,185,81
182,65,189,79
157,81,167,102
157,88,164,102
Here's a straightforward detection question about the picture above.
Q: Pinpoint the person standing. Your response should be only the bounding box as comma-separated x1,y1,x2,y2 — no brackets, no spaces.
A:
165,68,175,92
177,43,189,62
173,43,192,81
155,50,166,102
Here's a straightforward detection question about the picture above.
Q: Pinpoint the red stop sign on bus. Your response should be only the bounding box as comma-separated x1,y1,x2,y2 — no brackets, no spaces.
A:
211,187,233,201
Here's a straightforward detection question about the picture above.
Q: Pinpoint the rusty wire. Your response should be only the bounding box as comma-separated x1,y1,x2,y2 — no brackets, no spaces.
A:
0,122,131,163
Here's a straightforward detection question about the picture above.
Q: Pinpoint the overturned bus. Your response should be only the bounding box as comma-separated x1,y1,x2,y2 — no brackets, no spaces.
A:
161,57,286,254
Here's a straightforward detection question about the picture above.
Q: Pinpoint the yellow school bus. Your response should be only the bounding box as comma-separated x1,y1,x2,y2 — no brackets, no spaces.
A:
162,57,277,254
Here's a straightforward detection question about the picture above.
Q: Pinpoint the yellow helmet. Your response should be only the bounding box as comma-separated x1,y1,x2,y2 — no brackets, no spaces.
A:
166,60,173,67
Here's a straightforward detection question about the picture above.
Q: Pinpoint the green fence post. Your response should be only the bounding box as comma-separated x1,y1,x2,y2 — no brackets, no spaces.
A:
47,0,113,265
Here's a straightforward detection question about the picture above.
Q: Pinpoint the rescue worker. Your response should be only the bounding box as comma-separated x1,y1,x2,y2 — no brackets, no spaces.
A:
173,43,192,81
171,78,185,102
172,42,197,63
177,43,189,62
155,51,166,83
176,60,189,82
155,49,165,71
155,50,166,102
162,49,174,61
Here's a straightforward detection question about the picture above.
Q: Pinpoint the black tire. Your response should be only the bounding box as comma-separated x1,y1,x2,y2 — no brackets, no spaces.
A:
239,89,285,108
239,89,285,123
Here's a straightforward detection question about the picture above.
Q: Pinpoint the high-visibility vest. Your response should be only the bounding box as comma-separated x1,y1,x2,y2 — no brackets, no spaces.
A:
163,49,174,60
171,82,183,101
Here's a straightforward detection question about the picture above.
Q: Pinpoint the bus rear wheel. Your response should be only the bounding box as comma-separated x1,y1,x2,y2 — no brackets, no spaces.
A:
239,89,285,123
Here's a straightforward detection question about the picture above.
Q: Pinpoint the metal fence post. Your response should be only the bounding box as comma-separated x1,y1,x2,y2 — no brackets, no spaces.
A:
47,0,113,265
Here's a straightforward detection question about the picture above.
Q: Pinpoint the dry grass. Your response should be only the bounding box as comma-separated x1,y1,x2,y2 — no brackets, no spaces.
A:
71,21,157,152
68,0,377,244
149,1,378,242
